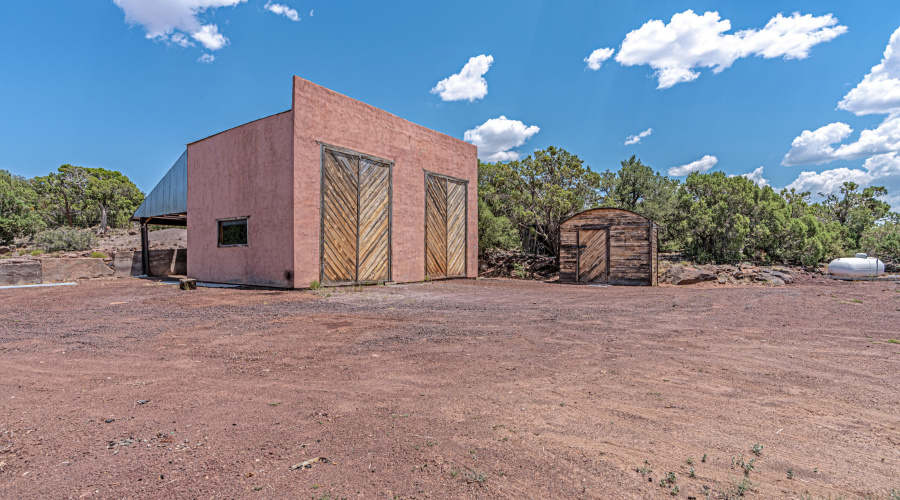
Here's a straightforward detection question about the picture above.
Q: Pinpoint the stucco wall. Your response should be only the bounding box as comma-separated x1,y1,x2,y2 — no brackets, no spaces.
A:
186,111,294,287
291,77,479,286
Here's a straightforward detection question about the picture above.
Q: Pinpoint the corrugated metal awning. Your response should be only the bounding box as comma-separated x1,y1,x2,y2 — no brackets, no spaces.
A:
132,151,187,226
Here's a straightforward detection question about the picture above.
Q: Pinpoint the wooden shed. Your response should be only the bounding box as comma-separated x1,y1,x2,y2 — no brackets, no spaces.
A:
559,208,658,286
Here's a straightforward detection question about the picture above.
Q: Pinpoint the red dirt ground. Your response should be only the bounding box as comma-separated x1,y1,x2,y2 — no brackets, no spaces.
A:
1,277,899,499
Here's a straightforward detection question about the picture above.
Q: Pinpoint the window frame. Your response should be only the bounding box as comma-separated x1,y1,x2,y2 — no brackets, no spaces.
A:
217,216,250,247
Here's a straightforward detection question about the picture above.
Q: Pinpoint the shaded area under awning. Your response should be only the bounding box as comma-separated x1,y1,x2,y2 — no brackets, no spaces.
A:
131,151,189,275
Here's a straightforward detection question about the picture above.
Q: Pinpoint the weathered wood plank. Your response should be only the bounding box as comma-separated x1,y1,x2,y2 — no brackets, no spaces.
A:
322,150,358,284
425,175,447,278
578,228,608,283
446,180,467,277
358,158,390,282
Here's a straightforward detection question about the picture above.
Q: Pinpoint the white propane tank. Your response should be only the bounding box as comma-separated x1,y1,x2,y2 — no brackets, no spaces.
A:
827,253,885,277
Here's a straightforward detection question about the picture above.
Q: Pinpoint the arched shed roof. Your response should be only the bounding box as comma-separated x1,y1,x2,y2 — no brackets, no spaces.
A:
561,207,655,227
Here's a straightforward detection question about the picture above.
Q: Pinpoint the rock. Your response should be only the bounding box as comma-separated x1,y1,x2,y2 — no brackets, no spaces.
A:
767,270,794,284
0,259,42,285
766,277,785,286
663,266,717,285
0,246,9,255
735,265,759,279
40,258,114,282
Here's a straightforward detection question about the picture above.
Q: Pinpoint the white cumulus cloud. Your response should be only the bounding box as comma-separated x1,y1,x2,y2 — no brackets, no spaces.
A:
782,122,854,165
624,128,653,145
584,48,615,70
431,55,493,102
169,33,193,47
786,167,875,193
614,10,847,89
265,2,300,22
730,166,769,187
113,0,246,51
786,153,900,194
784,28,900,166
191,23,227,50
783,115,900,166
198,53,215,63
668,155,718,176
838,27,900,116
464,116,540,162
781,27,900,209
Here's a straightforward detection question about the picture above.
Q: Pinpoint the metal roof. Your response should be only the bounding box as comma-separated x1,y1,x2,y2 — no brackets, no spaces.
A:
132,151,187,225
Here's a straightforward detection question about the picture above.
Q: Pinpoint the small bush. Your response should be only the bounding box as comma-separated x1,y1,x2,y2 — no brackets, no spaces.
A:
90,251,107,259
34,227,97,252
30,249,44,256
309,280,321,290
511,262,526,279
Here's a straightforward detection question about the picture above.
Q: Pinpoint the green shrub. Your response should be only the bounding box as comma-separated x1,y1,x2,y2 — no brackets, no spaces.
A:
30,249,44,256
478,199,520,252
90,251,107,259
0,169,45,244
511,262,527,279
860,222,900,262
309,280,321,290
34,227,97,252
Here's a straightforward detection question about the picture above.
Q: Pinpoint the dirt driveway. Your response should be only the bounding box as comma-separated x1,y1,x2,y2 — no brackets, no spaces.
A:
1,277,899,499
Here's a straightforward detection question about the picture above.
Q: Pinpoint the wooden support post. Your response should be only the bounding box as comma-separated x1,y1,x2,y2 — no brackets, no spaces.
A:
140,219,150,276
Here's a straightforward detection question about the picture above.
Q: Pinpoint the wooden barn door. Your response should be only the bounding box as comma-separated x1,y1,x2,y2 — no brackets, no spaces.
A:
321,147,391,285
577,228,609,283
425,173,467,278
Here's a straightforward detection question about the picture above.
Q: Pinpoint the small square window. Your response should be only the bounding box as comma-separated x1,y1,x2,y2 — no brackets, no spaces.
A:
218,218,248,247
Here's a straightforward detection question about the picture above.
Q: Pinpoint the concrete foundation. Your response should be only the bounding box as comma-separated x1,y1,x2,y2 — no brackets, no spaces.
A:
114,249,187,277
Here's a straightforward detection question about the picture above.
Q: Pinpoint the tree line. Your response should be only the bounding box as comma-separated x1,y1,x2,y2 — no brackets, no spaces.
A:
0,165,144,244
479,147,900,266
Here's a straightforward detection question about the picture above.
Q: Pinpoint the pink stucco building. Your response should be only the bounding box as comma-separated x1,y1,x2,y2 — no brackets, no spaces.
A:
133,76,478,288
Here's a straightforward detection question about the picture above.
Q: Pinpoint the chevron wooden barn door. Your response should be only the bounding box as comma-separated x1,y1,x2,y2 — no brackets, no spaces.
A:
321,147,391,285
577,228,609,283
425,173,467,279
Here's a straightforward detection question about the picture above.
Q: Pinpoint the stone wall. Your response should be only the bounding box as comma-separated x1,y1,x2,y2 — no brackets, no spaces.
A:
41,258,114,282
0,258,116,285
0,260,42,286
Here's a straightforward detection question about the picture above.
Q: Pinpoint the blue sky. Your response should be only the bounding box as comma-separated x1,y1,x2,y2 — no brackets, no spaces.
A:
2,1,900,207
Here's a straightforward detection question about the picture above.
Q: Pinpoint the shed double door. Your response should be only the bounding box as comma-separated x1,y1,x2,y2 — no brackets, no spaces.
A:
321,148,391,284
425,173,467,278
576,228,609,283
